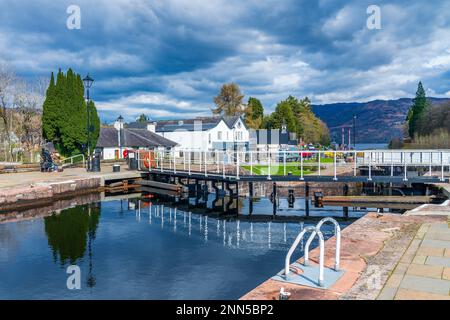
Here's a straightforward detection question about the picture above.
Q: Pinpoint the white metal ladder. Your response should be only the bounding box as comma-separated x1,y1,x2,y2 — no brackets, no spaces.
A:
284,217,341,287
304,217,341,271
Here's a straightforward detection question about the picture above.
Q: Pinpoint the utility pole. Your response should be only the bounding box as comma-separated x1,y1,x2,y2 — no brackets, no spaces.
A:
353,114,357,149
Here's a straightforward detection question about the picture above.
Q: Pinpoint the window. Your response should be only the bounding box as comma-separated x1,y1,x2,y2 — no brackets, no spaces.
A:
208,133,211,144
217,131,222,140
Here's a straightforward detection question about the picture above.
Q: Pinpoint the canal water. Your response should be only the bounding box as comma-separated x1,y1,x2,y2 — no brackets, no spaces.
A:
0,193,369,300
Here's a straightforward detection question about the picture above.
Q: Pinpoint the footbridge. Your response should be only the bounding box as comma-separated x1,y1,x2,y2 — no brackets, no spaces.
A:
135,149,450,184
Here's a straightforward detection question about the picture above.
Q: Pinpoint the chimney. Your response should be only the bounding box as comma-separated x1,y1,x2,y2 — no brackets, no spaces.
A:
147,122,157,133
114,115,124,131
115,115,124,158
281,120,287,133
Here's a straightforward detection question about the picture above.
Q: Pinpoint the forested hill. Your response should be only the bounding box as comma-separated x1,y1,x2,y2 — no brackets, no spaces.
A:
312,98,450,143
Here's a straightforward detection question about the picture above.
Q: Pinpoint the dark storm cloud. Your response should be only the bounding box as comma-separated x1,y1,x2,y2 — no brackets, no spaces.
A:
1,0,450,121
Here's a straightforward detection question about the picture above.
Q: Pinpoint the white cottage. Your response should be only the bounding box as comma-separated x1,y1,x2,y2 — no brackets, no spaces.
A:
96,117,177,160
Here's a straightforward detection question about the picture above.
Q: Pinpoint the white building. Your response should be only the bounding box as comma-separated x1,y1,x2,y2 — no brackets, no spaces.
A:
128,116,250,151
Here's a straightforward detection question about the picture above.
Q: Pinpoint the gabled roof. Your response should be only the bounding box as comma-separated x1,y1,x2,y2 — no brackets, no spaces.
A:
127,116,246,132
97,128,177,148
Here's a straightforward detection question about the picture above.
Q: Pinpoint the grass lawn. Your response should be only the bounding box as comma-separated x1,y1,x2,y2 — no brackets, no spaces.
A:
304,157,334,164
242,164,314,176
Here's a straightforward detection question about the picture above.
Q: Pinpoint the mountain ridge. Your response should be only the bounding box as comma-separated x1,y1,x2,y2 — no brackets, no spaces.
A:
312,97,450,143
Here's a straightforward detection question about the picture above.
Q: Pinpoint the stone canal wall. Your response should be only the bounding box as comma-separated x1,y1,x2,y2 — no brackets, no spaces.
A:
241,212,446,300
0,177,102,212
0,192,101,224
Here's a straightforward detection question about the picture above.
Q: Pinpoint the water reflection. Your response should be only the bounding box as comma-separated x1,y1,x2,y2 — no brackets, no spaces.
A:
44,202,101,287
0,193,356,299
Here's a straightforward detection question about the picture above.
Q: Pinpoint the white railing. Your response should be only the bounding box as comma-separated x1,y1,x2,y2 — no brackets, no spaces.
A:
136,149,450,182
61,154,86,168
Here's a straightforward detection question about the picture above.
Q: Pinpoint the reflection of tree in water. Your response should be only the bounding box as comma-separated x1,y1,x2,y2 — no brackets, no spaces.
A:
44,203,101,287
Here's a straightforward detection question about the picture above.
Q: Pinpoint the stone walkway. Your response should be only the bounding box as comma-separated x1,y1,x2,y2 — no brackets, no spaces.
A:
377,220,450,300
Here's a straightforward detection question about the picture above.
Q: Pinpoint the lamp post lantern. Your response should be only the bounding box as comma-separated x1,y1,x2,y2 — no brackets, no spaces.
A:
83,74,94,171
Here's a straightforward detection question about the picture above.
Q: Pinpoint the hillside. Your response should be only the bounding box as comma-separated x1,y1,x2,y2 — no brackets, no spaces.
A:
312,98,450,143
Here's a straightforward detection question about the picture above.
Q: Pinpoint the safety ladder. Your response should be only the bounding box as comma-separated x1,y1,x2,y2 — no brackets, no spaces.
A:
284,217,341,287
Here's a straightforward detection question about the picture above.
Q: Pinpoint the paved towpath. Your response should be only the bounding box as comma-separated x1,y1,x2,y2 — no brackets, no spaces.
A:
377,219,450,300
0,164,141,191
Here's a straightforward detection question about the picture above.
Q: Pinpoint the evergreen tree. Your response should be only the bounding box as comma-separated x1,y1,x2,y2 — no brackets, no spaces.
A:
42,72,57,141
41,69,100,156
245,97,264,129
137,114,149,122
269,98,297,132
266,95,330,145
408,82,429,138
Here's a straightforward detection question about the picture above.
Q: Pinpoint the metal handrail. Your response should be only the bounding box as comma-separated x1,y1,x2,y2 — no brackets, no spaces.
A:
61,154,85,168
284,225,325,287
136,149,450,182
304,217,341,271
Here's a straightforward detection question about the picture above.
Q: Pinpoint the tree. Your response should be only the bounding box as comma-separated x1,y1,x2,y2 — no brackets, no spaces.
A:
137,113,149,123
13,78,46,161
212,83,245,116
244,97,264,129
0,63,15,159
265,95,330,145
45,203,101,265
42,69,100,156
268,98,297,132
408,82,430,138
42,72,57,141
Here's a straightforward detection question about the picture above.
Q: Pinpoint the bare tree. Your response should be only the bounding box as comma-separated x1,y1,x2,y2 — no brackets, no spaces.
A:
13,79,45,162
0,63,16,161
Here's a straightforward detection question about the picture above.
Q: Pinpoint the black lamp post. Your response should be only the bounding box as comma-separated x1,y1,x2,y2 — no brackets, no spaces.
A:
83,74,94,171
353,114,357,149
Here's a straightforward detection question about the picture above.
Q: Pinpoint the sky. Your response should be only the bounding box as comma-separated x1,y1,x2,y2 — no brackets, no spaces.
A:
1,0,450,122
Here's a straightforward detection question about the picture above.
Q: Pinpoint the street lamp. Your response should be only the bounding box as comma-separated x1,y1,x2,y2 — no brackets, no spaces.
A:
117,115,124,158
83,74,94,171
353,114,357,149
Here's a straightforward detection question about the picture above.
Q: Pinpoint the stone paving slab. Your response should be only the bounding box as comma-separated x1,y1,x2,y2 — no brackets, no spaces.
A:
399,275,450,295
416,246,445,257
421,239,450,249
378,219,450,300
395,289,450,300
406,264,444,279
426,256,450,268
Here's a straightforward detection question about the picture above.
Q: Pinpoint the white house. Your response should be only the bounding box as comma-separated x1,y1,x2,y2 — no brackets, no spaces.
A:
128,116,250,152
96,117,177,160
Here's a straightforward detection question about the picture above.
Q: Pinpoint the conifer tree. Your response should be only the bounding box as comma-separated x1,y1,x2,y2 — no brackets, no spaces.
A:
42,69,100,156
42,72,56,141
408,82,429,138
